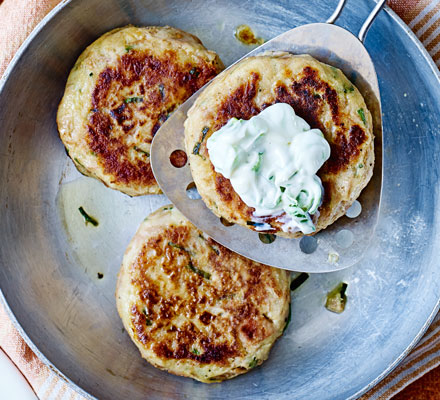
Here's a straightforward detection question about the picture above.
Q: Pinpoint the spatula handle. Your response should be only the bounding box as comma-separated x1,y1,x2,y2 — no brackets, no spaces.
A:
326,0,386,43
326,0,348,24
358,0,387,42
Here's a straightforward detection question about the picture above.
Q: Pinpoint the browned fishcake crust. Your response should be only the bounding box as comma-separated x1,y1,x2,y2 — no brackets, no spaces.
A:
184,53,374,237
57,26,224,195
116,206,290,382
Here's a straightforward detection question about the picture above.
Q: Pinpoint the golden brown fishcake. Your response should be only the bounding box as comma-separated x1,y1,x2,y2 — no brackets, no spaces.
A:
57,26,224,196
116,205,290,382
184,53,374,237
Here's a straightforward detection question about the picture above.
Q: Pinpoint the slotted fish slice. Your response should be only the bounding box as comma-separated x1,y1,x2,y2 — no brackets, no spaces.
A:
151,0,384,273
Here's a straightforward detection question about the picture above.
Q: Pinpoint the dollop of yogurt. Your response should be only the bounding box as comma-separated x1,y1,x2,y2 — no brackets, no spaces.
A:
206,103,330,234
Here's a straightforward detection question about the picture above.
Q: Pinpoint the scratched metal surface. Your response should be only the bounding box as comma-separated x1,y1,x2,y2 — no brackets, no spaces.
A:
0,0,439,399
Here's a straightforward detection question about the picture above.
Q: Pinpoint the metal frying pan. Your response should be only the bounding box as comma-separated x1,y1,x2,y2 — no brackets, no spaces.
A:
151,0,385,273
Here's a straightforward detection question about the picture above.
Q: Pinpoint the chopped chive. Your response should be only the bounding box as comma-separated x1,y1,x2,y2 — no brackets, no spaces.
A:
330,66,339,77
125,45,134,52
198,234,220,254
290,273,309,291
186,262,211,280
192,142,201,155
168,241,185,251
89,72,93,77
78,206,99,226
283,303,292,333
97,272,104,279
201,126,209,140
134,146,150,157
249,357,259,368
357,108,366,125
142,308,153,325
259,233,275,244
252,152,264,172
191,348,200,355
189,67,200,77
358,163,364,168
280,186,286,193
344,85,354,93
163,206,173,211
313,93,321,99
325,282,348,313
124,97,143,104
209,245,220,255
158,84,165,99
246,221,265,227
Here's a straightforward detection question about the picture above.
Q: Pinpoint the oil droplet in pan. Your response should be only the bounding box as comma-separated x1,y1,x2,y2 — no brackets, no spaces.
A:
234,25,265,45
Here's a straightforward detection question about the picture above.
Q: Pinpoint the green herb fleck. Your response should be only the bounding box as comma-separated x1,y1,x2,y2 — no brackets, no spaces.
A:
168,241,185,251
191,348,200,355
313,93,321,99
158,84,165,99
283,303,292,333
89,72,93,77
357,108,366,125
186,262,211,280
198,234,220,254
252,152,264,172
78,206,99,226
249,357,259,369
325,282,348,314
290,273,309,291
142,308,153,325
201,126,209,140
125,45,134,52
124,97,143,104
330,66,339,78
192,142,201,155
280,186,286,193
189,67,200,77
163,206,174,211
97,272,104,279
344,85,354,93
134,146,150,157
358,163,364,168
246,221,266,227
192,127,210,156
259,233,275,244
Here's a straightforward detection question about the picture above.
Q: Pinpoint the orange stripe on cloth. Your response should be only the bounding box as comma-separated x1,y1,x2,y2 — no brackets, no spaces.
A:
361,331,440,399
389,0,434,25
412,2,440,33
381,354,440,399
0,302,85,400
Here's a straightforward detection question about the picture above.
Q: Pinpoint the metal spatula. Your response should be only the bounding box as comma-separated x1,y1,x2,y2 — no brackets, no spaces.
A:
151,0,384,273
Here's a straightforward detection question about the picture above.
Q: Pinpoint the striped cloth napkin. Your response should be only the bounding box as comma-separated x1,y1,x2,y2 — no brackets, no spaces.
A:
0,1,439,399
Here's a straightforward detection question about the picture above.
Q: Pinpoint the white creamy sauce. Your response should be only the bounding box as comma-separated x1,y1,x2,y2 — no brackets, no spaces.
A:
207,103,330,234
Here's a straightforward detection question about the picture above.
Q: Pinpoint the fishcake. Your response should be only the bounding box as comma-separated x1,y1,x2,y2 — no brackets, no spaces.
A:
57,26,224,196
116,205,290,382
184,53,374,237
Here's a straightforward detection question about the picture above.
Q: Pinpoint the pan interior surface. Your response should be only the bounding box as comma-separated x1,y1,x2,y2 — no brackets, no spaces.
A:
0,0,439,399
